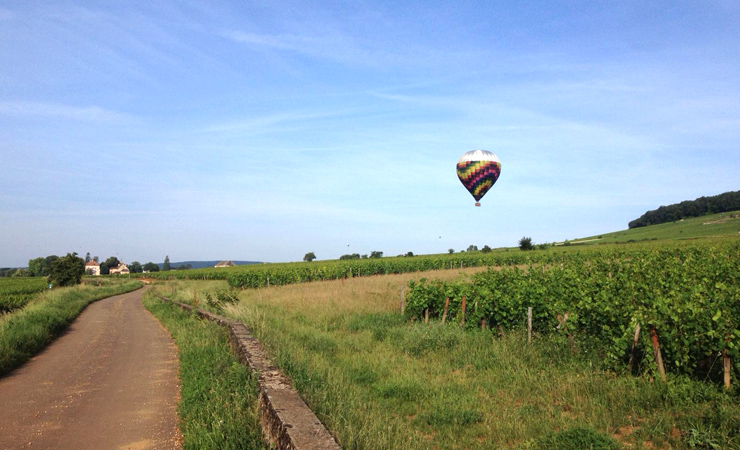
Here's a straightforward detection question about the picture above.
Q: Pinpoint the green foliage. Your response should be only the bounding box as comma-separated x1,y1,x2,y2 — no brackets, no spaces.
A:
142,296,265,450
535,426,620,450
128,261,143,273
0,277,47,313
629,190,740,228
143,262,160,272
163,255,171,271
27,255,58,277
370,251,383,258
48,252,85,287
100,256,119,275
404,241,740,382
340,253,361,260
203,289,238,311
303,252,316,262
519,236,534,251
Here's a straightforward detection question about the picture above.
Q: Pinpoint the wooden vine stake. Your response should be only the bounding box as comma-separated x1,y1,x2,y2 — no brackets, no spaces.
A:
724,333,731,390
649,325,666,381
441,297,449,324
461,296,467,326
424,308,429,324
724,348,731,390
628,323,641,373
400,287,405,313
527,307,533,344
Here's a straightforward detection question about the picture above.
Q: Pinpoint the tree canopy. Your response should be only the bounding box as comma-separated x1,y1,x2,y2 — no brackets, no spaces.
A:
628,190,740,228
49,252,85,287
519,237,534,251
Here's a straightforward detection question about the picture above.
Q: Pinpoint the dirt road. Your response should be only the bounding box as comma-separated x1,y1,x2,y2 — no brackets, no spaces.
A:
0,288,181,450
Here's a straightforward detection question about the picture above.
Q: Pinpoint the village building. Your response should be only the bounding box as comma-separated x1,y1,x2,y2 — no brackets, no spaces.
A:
214,260,236,268
109,262,130,275
85,260,101,276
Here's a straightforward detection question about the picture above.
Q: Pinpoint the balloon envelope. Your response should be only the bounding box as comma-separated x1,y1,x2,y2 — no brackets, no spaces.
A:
456,150,501,206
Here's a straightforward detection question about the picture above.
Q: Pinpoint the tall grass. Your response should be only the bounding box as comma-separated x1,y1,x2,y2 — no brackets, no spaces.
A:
142,291,265,450
196,271,740,449
0,281,141,376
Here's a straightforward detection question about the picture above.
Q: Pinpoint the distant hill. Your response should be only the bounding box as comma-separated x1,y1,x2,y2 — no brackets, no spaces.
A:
628,190,740,228
569,209,740,245
156,260,261,270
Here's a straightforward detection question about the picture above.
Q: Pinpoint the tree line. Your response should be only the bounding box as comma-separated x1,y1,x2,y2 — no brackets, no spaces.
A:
0,253,176,278
628,190,740,228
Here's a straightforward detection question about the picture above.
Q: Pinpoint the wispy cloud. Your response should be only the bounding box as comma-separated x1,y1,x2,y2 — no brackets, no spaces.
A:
0,101,135,122
199,109,353,134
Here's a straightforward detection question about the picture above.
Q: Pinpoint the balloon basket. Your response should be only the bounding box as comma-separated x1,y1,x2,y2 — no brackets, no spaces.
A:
475,202,481,207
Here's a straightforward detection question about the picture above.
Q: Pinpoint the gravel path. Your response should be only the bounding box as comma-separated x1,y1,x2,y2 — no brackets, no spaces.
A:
0,288,181,450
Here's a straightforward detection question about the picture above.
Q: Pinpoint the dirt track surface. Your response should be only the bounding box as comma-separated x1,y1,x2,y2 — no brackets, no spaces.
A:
0,288,181,450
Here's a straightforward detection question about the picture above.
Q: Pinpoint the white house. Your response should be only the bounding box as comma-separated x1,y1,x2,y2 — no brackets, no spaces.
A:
109,262,130,275
85,260,101,276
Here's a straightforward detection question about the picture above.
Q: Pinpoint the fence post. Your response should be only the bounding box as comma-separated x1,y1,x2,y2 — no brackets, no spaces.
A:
461,296,466,326
527,307,533,343
649,326,666,381
442,297,449,324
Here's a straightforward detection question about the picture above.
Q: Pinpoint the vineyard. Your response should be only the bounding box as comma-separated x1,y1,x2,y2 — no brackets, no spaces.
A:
142,239,737,289
404,240,740,384
0,278,47,314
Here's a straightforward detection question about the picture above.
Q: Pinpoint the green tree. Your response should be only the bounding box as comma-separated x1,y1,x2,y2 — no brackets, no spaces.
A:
370,251,383,258
405,251,414,257
48,252,85,287
448,248,454,254
481,245,492,253
28,256,58,277
467,245,478,252
129,261,143,273
518,237,534,251
303,252,316,262
143,262,160,272
12,268,30,277
100,257,119,275
163,255,171,271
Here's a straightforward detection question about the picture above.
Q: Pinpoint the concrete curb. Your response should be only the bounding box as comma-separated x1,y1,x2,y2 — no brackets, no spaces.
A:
155,295,341,450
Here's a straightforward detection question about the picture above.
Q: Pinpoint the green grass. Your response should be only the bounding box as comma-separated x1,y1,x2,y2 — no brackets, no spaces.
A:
0,280,142,376
236,310,740,449
142,291,265,450
569,210,740,245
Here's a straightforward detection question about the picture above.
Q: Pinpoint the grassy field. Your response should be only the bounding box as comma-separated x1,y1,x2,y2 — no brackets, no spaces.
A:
0,280,142,376
163,249,739,449
142,291,266,450
566,210,740,245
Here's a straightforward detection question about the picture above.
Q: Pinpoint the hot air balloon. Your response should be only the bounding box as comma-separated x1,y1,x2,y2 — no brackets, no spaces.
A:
456,150,501,206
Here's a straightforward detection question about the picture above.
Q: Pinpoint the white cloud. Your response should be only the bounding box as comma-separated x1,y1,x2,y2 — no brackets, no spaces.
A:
0,101,136,122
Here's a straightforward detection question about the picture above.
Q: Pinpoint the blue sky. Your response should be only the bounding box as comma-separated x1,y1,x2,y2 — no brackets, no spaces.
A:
1,1,738,267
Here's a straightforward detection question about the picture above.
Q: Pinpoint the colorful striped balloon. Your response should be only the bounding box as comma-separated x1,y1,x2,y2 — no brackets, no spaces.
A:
457,150,501,206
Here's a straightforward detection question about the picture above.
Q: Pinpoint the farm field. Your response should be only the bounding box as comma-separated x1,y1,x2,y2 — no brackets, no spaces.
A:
139,211,740,292
160,238,740,449
0,277,47,314
571,210,740,245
